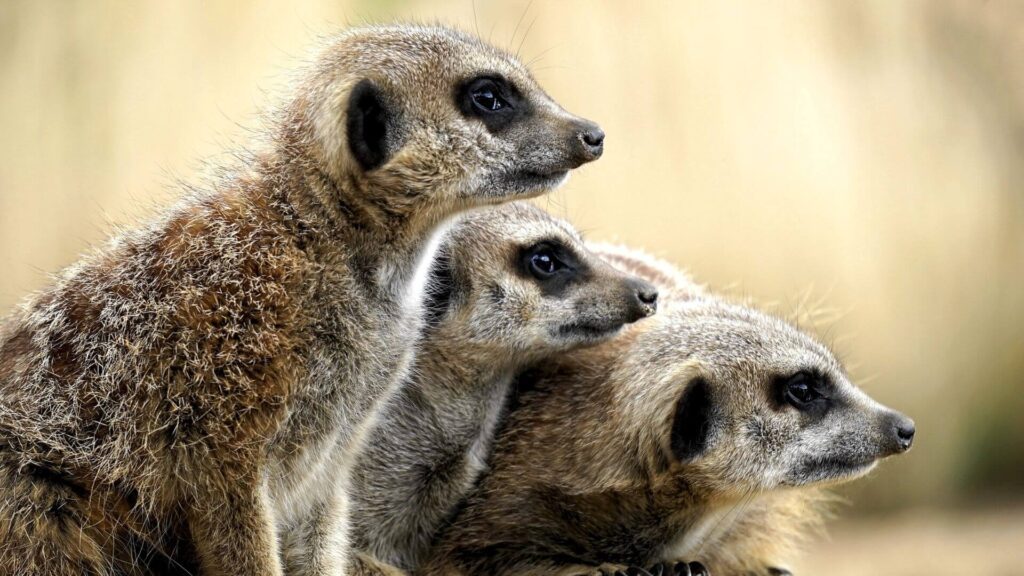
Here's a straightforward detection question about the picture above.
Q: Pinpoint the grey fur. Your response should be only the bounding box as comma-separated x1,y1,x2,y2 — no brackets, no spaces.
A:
348,203,657,573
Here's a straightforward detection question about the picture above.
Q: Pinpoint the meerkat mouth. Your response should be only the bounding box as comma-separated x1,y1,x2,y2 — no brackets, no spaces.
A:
497,169,570,197
556,321,624,341
520,169,569,182
788,456,879,486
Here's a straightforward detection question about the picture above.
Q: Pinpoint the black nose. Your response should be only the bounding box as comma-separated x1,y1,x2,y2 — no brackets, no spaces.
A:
625,278,658,323
891,413,916,453
574,121,605,162
581,127,605,149
637,284,658,306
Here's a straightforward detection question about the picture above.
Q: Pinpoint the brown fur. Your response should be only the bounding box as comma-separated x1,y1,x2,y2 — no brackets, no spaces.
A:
0,24,602,576
422,248,910,576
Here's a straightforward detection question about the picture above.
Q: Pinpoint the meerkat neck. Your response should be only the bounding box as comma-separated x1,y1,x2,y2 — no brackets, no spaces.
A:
415,334,518,397
261,146,454,301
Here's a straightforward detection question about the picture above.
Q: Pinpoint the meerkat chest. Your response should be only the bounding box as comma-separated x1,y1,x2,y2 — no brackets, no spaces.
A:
268,283,422,525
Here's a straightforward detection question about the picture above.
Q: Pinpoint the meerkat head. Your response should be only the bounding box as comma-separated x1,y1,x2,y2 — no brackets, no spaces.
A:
616,298,914,499
291,25,603,229
422,203,658,358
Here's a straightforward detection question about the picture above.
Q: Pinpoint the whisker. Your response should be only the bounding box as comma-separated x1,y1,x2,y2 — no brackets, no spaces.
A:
510,0,536,52
471,0,480,38
526,44,559,69
516,15,540,59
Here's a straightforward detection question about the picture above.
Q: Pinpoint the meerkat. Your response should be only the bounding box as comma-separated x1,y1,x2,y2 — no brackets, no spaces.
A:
345,202,659,575
423,265,915,576
0,24,605,576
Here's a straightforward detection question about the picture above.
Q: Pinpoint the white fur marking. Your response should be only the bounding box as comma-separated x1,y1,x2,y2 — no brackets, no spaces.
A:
663,507,729,560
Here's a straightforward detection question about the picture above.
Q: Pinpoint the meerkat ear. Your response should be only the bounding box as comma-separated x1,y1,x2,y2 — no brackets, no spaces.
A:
346,79,393,171
670,377,713,463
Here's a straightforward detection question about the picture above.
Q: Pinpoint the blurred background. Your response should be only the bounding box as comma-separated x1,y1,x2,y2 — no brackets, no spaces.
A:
1,1,1021,574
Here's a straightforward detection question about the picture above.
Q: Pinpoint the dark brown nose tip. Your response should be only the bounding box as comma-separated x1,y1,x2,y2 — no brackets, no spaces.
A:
884,412,915,453
895,416,916,452
637,284,658,306
581,127,604,149
625,278,658,323
575,121,605,162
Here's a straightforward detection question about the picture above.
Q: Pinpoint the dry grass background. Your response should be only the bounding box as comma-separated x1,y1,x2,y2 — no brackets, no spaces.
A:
1,1,1022,574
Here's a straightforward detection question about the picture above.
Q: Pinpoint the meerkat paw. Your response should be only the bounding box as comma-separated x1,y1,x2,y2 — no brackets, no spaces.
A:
644,560,711,576
589,562,710,576
581,560,710,576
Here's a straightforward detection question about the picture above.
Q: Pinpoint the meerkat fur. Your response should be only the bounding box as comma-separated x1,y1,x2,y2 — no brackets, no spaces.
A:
0,24,605,576
423,249,914,576
347,203,659,574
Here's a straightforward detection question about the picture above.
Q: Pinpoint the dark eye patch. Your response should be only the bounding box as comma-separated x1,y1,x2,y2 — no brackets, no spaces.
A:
517,239,585,297
470,80,509,112
527,247,564,278
455,74,531,133
775,370,833,417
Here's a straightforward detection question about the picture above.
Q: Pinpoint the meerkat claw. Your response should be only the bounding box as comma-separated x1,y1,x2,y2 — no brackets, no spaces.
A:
644,561,710,576
688,561,710,576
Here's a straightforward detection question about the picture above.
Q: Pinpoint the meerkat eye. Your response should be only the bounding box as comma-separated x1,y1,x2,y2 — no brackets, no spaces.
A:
525,246,567,279
462,76,512,115
782,372,824,409
457,75,525,132
473,85,506,111
469,78,511,113
530,250,561,276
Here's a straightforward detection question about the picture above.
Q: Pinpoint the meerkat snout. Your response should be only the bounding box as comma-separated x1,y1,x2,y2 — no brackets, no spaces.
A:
448,70,605,197
526,246,659,344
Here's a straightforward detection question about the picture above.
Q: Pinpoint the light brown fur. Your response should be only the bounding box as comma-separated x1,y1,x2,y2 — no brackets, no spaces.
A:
0,24,603,576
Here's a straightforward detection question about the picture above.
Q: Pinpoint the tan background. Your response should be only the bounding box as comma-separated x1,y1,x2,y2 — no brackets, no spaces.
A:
1,1,1022,574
